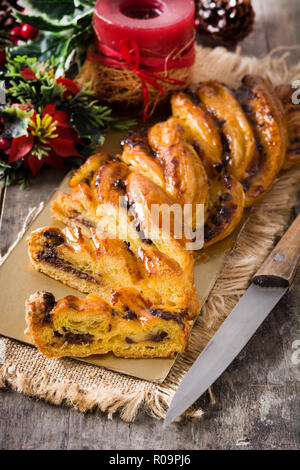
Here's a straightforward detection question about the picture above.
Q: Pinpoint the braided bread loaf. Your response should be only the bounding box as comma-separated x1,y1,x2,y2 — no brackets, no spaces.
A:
25,76,298,359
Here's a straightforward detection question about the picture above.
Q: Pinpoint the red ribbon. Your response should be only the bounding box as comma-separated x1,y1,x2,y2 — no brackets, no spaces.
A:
87,37,195,120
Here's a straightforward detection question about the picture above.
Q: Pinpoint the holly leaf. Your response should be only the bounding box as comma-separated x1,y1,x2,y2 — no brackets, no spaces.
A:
11,0,94,71
70,7,94,28
0,106,33,138
10,32,71,66
59,24,93,69
20,0,76,20
12,5,93,69
9,38,51,61
74,0,95,6
16,4,93,30
16,12,75,32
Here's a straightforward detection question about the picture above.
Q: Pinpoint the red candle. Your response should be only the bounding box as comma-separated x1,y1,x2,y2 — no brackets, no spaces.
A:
93,0,195,58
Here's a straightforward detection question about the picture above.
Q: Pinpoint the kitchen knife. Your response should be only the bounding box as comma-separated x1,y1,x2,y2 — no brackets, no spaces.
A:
164,213,300,427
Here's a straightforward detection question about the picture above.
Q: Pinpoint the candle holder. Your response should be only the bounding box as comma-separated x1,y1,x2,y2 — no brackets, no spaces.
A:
76,0,195,120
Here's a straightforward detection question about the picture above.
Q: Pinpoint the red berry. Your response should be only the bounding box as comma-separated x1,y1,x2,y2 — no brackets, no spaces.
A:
21,24,39,40
10,26,22,38
0,49,6,68
9,26,22,44
0,137,11,151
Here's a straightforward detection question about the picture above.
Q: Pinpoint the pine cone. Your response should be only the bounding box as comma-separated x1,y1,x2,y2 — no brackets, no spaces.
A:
195,0,255,45
0,0,19,31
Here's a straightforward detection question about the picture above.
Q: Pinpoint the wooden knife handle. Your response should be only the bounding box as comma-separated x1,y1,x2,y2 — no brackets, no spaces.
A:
253,214,300,288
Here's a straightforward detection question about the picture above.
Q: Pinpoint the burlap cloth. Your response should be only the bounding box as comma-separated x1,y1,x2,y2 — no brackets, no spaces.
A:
1,44,300,422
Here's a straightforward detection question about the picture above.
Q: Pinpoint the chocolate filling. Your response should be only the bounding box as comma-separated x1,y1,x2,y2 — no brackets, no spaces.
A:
148,331,168,343
204,223,214,242
64,332,93,345
213,162,223,174
43,230,64,247
134,220,153,244
37,249,101,285
41,291,56,323
125,337,135,344
204,201,237,242
241,178,251,193
122,308,138,320
113,179,126,191
223,174,232,189
72,217,95,229
149,308,185,329
219,192,233,202
142,238,153,245
54,330,63,338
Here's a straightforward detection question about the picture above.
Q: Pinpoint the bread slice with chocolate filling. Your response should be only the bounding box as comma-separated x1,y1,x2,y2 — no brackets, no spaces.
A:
27,226,198,318
25,289,191,358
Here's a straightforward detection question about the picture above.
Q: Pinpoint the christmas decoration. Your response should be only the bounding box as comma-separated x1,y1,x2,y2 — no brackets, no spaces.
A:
77,0,196,120
8,103,82,175
11,0,94,69
195,0,255,45
0,54,134,188
0,1,39,48
20,23,39,40
7,1,196,120
9,25,22,45
0,137,10,150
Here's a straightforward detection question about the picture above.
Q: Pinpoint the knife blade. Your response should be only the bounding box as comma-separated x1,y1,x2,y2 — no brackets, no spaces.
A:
164,214,300,427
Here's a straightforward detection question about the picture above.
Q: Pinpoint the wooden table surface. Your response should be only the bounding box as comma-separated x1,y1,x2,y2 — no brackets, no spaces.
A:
0,0,299,451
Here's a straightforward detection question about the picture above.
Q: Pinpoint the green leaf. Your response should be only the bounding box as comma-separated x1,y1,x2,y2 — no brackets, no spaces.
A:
21,0,76,20
16,12,75,32
0,157,30,189
0,161,11,169
74,0,95,7
59,24,93,67
10,32,69,66
112,119,138,131
0,106,33,138
70,8,94,28
11,0,94,71
37,33,72,64
17,4,93,30
9,39,52,61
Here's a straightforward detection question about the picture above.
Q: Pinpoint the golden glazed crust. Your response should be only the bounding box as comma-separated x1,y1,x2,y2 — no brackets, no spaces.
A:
237,75,287,206
182,76,287,208
27,226,198,317
171,91,245,246
26,75,296,360
25,290,191,358
196,80,257,182
276,84,300,170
